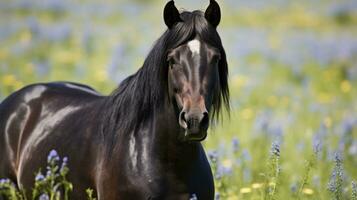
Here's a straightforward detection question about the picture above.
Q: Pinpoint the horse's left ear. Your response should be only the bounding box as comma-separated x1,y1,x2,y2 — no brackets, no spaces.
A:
164,1,182,29
205,0,221,28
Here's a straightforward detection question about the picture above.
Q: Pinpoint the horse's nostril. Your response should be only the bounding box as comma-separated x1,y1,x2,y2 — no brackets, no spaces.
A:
179,111,187,129
180,111,209,130
201,112,209,128
180,112,186,122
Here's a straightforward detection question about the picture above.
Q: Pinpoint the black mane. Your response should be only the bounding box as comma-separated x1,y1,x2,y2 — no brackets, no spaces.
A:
101,10,229,142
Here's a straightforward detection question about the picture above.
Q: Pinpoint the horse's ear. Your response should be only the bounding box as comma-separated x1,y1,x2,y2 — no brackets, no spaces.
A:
205,0,221,28
164,1,182,29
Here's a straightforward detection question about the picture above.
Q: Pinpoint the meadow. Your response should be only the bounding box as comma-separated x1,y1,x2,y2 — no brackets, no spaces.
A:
0,0,357,199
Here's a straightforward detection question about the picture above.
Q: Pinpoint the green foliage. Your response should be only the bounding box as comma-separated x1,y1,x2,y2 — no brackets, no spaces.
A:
85,189,96,200
0,179,25,200
31,150,72,200
1,151,79,200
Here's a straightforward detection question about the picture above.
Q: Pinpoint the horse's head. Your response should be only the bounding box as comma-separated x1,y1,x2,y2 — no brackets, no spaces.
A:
163,0,229,142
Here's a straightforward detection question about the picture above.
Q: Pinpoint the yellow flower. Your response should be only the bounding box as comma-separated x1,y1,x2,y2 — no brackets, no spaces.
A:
302,188,314,195
240,187,252,194
252,183,263,189
269,181,276,187
2,74,16,86
340,80,351,93
222,159,233,168
241,108,254,120
53,50,81,64
232,75,248,89
14,80,24,90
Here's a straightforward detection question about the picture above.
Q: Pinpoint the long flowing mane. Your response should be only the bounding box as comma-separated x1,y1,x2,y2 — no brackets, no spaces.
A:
101,10,229,143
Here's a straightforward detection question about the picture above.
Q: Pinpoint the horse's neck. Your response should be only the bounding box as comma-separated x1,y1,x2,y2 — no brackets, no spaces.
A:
124,103,201,171
98,99,202,192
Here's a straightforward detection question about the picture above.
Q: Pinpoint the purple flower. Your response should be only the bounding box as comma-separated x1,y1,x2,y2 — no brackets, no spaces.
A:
39,194,50,200
327,152,345,197
270,142,280,157
60,156,69,172
232,137,240,153
35,173,45,181
290,182,298,193
47,149,60,163
0,178,10,185
215,192,220,200
242,149,251,162
208,150,218,164
189,194,198,200
46,170,52,177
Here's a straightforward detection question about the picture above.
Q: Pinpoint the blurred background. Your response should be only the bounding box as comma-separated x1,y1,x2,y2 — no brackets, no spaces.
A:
0,0,356,199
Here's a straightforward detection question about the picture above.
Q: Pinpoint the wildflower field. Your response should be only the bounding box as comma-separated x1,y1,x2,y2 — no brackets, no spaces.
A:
0,0,357,199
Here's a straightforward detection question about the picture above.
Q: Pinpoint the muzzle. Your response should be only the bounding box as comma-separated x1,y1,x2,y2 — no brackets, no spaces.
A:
179,108,209,141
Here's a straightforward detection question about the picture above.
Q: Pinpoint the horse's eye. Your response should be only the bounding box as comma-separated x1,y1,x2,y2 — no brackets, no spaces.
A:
170,63,182,70
212,54,221,62
168,59,175,69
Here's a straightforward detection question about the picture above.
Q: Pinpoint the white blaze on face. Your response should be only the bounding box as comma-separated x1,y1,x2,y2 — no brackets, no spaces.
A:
188,39,201,55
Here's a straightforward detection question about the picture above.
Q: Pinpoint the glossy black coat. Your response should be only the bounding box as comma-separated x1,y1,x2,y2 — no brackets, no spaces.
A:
0,1,229,199
0,82,214,199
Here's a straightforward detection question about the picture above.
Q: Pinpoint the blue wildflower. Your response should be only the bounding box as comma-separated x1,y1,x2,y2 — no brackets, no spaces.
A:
189,193,198,200
214,166,223,180
39,193,50,200
60,156,69,173
232,137,240,153
290,182,298,193
46,169,52,177
35,173,45,181
327,152,344,198
208,150,218,164
0,178,10,185
47,149,60,163
215,192,220,200
242,149,252,162
340,117,356,136
270,142,280,157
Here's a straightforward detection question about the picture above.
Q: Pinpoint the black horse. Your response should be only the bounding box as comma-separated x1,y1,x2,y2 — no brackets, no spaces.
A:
0,1,229,199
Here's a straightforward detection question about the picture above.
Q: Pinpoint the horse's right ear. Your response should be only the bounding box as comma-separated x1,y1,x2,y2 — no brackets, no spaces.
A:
205,0,221,28
163,1,182,29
